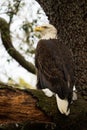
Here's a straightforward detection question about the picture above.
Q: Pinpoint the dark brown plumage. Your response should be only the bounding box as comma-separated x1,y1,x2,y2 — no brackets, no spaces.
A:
35,39,74,101
34,24,76,115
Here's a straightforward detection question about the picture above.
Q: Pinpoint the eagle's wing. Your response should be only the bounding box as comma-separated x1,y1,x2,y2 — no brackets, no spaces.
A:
35,39,74,99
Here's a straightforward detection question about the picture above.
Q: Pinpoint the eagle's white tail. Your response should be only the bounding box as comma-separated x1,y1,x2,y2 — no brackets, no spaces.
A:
55,94,70,116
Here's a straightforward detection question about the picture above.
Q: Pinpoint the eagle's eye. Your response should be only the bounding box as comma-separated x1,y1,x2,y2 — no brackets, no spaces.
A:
42,26,48,29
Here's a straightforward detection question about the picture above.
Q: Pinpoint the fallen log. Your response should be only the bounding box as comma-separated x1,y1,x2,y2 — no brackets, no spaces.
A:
0,83,87,130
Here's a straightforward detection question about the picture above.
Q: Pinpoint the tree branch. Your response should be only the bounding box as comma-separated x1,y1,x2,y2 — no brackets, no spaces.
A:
0,18,36,74
0,83,87,130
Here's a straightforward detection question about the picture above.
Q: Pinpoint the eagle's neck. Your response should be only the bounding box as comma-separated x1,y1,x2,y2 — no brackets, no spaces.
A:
41,32,57,40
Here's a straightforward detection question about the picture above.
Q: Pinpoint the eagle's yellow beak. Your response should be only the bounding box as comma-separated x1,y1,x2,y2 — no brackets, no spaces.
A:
34,26,44,32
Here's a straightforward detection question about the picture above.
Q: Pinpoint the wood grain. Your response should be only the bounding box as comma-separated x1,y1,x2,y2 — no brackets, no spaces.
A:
0,86,51,124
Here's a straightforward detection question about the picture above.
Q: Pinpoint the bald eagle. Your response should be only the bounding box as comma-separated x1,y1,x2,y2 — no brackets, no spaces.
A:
34,24,77,115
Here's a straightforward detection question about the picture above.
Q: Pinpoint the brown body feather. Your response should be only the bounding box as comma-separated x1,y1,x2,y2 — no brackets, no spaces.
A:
35,39,75,102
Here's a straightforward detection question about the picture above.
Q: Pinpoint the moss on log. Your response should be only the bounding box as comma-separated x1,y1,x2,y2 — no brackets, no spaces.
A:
0,83,87,130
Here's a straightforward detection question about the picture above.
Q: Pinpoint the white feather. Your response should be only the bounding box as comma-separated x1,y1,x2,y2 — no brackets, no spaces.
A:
73,85,76,91
55,94,70,116
40,24,57,39
72,85,77,101
42,88,54,97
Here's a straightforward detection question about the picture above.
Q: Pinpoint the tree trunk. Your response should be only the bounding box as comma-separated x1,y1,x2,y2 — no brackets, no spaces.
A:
0,83,87,130
36,0,87,92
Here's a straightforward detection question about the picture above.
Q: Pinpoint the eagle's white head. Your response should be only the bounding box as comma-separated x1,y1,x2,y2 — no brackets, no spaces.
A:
34,24,57,39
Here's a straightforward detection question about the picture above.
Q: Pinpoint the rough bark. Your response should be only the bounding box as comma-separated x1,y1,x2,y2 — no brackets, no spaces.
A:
36,0,87,92
0,83,87,130
0,83,51,124
0,18,36,74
